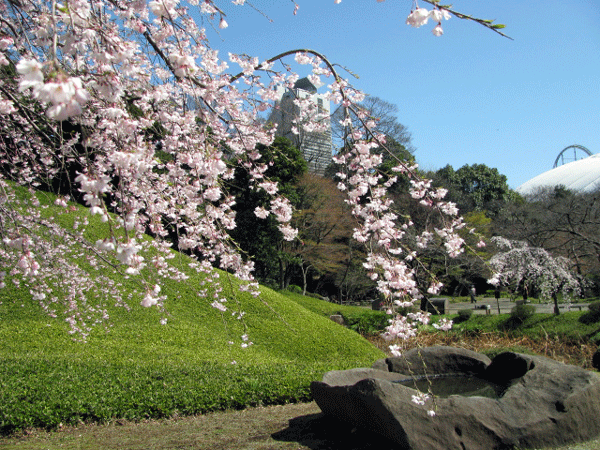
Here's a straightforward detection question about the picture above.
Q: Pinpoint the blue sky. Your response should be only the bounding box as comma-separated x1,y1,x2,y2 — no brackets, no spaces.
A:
205,0,600,189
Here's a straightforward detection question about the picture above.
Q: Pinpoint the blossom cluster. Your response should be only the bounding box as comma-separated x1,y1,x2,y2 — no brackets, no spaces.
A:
334,0,452,36
333,99,466,350
0,0,483,354
406,3,451,36
488,237,583,301
16,60,89,120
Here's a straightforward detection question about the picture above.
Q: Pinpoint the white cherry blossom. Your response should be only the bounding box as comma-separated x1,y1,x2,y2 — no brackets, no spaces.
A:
406,8,430,28
16,59,44,91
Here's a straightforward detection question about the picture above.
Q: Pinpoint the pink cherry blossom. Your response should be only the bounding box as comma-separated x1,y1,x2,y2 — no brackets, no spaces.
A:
433,318,453,331
211,300,227,312
411,392,430,406
389,344,402,357
0,0,499,347
278,224,299,241
141,292,159,307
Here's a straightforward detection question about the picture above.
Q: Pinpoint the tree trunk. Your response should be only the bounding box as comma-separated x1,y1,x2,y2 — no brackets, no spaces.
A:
278,257,286,290
300,263,312,296
552,293,560,315
302,269,307,296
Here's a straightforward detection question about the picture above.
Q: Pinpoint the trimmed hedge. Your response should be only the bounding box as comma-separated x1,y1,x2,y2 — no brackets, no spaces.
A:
588,301,600,317
283,293,390,335
456,309,474,323
510,304,536,323
0,188,384,434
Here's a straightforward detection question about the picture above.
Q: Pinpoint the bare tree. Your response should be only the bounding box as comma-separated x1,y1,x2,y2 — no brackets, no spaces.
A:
331,96,414,156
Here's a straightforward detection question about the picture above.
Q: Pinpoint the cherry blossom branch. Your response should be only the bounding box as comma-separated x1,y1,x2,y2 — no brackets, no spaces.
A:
421,0,512,39
0,0,509,360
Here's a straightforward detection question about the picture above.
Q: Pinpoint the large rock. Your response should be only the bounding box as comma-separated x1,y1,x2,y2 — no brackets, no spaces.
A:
371,345,491,376
311,346,600,450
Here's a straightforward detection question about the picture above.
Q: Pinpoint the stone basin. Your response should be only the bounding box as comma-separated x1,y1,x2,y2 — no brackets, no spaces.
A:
311,346,600,450
393,373,507,399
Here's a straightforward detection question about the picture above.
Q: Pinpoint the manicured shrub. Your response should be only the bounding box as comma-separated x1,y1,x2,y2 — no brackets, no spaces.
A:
286,285,302,294
0,243,385,433
509,304,536,324
456,309,474,323
342,310,389,336
588,301,600,317
579,301,600,325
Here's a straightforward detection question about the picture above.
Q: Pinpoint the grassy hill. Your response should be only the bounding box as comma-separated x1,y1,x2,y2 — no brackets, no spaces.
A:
0,187,384,434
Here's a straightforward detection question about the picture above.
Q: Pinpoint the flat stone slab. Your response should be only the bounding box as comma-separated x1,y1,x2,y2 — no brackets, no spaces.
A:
311,346,600,450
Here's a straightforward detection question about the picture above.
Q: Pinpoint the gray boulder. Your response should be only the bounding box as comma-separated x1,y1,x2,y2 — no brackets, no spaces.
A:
311,346,600,450
371,345,491,376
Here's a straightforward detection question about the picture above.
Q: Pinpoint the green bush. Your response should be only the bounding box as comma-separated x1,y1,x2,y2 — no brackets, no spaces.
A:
456,309,474,323
588,301,600,316
579,301,600,325
0,285,384,434
341,310,389,335
281,293,390,336
447,310,600,343
286,285,302,294
510,304,536,323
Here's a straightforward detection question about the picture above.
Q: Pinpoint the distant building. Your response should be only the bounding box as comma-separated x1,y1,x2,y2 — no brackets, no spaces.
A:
517,153,600,195
268,77,332,176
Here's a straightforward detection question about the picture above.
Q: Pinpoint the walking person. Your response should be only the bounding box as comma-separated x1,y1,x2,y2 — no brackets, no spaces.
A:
494,285,501,314
470,285,477,304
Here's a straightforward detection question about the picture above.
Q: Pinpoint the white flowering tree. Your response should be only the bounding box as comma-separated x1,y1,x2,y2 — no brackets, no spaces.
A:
0,0,507,354
488,237,583,315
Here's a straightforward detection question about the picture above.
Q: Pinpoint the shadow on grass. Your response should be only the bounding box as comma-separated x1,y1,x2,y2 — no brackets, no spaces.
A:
578,313,600,341
272,413,399,450
579,312,600,325
500,316,527,330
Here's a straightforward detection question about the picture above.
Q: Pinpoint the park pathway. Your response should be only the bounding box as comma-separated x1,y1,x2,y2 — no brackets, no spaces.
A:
446,297,590,315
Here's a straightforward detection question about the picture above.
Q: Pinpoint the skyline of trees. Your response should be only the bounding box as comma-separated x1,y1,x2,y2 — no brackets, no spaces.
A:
225,124,589,302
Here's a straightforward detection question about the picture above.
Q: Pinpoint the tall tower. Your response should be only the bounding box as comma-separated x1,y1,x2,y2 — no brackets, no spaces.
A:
269,78,333,176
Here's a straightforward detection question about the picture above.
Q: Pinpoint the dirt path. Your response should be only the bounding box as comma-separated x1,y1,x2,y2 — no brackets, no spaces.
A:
3,401,600,450
0,401,400,450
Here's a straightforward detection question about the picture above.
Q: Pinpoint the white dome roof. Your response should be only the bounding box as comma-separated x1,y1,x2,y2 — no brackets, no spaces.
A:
517,154,600,195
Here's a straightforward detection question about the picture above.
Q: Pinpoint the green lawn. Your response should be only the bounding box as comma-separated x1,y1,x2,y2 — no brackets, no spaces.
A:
4,186,599,436
0,263,384,434
447,310,600,343
0,187,384,434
